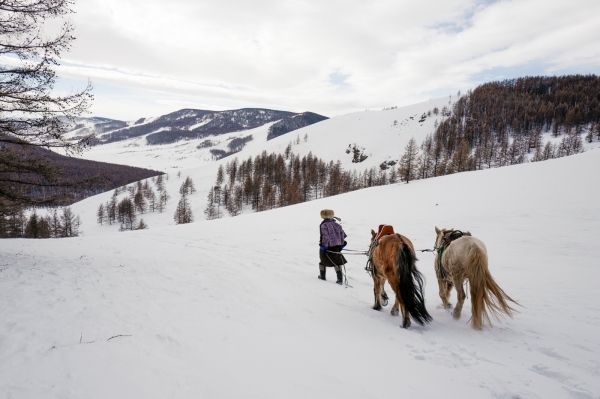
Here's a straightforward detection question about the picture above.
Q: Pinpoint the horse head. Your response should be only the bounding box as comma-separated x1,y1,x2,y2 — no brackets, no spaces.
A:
434,226,450,248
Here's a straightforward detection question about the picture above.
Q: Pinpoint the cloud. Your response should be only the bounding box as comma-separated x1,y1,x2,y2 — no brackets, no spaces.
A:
51,0,600,119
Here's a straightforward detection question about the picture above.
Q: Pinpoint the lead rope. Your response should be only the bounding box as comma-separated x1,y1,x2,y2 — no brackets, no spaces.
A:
324,250,353,289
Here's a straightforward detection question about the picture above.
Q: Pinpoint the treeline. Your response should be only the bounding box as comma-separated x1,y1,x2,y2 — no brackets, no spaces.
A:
97,174,170,231
96,173,196,230
0,141,162,207
415,75,600,178
0,207,82,238
209,134,254,160
201,75,600,218
203,150,399,219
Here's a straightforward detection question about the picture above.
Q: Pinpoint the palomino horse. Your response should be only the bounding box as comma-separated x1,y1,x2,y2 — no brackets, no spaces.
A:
433,227,518,329
368,226,432,328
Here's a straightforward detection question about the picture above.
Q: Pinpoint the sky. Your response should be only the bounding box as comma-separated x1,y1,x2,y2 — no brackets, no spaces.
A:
52,0,600,121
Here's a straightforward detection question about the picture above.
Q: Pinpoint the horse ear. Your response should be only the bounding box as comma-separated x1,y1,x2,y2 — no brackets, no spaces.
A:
371,229,376,238
435,226,440,234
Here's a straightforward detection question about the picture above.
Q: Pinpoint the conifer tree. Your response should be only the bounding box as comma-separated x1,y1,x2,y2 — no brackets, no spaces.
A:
118,197,136,231
174,195,194,224
108,194,118,224
156,174,165,192
134,191,147,213
204,187,217,219
147,190,157,212
24,211,40,238
226,186,243,216
159,190,171,210
60,207,81,237
450,139,472,173
216,165,225,186
50,209,63,238
398,138,420,183
97,204,106,225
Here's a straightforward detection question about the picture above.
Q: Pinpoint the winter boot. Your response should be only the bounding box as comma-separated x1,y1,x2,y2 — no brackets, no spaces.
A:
336,269,343,285
318,269,326,281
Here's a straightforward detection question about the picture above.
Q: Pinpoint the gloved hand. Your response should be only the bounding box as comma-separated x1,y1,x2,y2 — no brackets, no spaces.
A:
319,245,328,251
340,241,347,249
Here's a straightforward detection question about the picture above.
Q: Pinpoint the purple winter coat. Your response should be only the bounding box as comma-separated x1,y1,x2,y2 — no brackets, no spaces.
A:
319,219,347,266
320,219,347,247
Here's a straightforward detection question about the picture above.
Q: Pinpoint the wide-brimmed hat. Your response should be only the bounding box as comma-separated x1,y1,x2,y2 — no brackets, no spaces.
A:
320,209,334,219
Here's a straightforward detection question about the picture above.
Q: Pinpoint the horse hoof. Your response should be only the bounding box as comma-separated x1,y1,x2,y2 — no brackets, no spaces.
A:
391,308,399,316
452,309,461,319
402,320,411,329
381,298,389,307
373,305,382,311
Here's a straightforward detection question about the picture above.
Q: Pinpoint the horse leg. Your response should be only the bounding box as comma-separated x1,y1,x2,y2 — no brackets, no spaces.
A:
372,275,384,310
452,278,467,320
389,279,410,327
381,282,389,307
386,274,399,316
401,302,411,328
437,278,453,309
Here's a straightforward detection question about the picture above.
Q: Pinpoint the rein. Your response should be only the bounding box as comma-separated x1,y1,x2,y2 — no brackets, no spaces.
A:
323,250,353,288
364,240,379,277
325,248,368,255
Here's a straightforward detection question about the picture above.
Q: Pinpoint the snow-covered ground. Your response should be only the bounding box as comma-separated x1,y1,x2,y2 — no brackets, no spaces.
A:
2,148,599,398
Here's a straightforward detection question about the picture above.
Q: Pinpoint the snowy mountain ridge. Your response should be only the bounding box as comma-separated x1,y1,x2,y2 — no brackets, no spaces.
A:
68,108,328,147
78,97,452,173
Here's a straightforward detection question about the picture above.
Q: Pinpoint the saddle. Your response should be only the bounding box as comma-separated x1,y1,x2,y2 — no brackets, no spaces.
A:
440,229,471,248
373,224,395,242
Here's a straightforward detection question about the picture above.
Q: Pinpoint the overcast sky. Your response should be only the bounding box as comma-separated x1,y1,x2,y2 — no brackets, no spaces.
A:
55,0,600,120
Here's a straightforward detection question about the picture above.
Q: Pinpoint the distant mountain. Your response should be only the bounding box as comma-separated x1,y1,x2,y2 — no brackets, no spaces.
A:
69,108,328,146
267,112,329,140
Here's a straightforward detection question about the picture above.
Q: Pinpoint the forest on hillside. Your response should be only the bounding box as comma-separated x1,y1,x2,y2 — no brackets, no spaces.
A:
421,74,600,177
0,143,162,208
204,75,600,218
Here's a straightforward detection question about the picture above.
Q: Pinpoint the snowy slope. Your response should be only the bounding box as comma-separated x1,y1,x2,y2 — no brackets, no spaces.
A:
66,94,600,237
1,149,599,398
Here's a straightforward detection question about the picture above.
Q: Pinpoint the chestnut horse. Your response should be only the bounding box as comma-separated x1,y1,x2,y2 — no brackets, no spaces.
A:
434,227,518,329
368,228,432,328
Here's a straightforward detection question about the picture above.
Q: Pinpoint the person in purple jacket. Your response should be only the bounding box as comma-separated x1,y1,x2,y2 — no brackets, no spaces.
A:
318,209,347,284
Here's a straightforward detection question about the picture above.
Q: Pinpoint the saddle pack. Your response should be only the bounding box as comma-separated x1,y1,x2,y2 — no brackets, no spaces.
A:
440,229,471,248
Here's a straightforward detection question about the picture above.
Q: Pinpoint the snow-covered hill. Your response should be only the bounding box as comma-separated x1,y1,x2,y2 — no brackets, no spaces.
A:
1,147,599,398
68,108,328,148
80,98,447,173
67,96,600,237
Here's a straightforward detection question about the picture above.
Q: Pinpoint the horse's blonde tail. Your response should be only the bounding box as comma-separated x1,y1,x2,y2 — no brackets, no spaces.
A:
466,246,518,329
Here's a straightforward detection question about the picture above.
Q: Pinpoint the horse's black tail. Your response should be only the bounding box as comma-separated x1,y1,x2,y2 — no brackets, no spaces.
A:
396,242,433,326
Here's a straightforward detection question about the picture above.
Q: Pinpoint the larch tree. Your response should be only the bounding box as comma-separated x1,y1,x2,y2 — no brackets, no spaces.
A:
398,138,420,183
97,203,105,225
174,195,193,224
0,0,94,211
